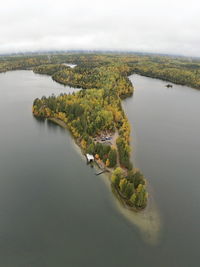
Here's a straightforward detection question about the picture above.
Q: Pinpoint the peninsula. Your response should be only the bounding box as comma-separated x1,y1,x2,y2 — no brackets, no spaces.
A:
32,59,148,210
0,52,199,210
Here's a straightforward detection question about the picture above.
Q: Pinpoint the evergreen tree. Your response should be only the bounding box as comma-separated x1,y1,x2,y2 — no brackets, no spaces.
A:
108,148,117,168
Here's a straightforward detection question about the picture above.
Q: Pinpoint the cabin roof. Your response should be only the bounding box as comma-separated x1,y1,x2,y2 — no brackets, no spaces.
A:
86,154,94,161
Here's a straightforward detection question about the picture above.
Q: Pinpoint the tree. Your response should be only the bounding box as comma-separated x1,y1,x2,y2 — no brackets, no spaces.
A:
132,171,145,189
119,178,127,194
111,167,123,187
124,182,134,199
108,148,117,168
130,193,137,205
87,143,95,155
135,184,148,208
106,159,110,167
80,139,87,151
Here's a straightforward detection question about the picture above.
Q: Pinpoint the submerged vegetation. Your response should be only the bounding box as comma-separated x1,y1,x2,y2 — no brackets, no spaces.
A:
0,52,199,210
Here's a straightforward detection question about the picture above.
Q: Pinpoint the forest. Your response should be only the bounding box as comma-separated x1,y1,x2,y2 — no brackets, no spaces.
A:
1,52,199,209
32,60,147,209
0,53,199,89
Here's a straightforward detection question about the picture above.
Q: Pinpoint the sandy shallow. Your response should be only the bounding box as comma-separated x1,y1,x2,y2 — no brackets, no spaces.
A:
101,174,162,245
48,118,162,245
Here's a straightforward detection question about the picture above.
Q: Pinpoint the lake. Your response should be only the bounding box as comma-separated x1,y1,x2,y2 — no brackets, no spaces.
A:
125,74,200,267
0,71,199,266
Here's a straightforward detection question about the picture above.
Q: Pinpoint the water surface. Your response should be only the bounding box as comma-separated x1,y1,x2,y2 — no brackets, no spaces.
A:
0,71,199,266
124,74,200,267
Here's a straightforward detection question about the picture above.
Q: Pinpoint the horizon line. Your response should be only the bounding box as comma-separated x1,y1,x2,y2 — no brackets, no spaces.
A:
0,49,200,60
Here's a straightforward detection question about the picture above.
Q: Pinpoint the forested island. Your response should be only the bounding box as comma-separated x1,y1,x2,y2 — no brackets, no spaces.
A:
0,52,199,210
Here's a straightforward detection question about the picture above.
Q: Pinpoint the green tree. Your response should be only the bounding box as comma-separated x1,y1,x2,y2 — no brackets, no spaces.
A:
132,171,145,189
135,184,148,208
87,143,95,154
108,148,117,167
111,167,123,187
124,182,134,199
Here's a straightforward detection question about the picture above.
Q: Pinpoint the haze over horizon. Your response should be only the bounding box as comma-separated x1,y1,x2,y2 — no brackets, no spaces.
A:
1,0,199,57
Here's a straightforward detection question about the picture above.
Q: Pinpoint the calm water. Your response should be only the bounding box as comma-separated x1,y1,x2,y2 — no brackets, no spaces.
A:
0,71,199,266
125,74,200,267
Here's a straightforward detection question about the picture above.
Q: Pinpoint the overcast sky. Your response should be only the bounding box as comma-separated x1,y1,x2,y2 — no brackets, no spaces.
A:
0,0,199,56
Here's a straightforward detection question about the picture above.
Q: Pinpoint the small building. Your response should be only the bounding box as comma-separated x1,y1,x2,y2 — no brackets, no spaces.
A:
86,154,94,163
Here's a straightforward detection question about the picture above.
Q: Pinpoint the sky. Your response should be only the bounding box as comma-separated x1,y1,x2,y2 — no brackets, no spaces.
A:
0,0,199,57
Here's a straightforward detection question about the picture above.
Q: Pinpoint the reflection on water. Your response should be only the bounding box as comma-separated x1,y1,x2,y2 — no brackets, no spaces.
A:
46,119,66,133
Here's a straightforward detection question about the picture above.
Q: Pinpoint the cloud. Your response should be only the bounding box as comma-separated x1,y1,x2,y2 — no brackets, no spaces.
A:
0,0,199,56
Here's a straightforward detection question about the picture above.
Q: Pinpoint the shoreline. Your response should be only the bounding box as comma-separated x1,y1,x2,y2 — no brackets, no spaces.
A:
32,63,148,211
132,71,200,90
46,112,161,244
99,165,161,245
46,116,146,211
48,117,68,129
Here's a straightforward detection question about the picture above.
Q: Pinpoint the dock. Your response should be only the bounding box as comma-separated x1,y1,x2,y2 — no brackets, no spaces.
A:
95,169,110,176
